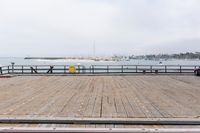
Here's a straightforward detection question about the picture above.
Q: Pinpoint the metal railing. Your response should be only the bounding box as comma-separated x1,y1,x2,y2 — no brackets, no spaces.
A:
0,65,199,75
0,66,10,75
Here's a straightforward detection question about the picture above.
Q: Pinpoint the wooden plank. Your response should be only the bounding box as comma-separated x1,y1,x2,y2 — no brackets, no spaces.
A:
92,77,104,117
101,77,117,118
84,77,99,117
109,77,128,118
0,75,200,121
113,76,146,118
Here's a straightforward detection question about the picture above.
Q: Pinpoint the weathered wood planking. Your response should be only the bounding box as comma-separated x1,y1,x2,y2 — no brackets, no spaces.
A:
0,75,200,120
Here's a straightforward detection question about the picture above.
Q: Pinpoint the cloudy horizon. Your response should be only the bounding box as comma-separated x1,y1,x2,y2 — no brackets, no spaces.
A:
0,0,200,57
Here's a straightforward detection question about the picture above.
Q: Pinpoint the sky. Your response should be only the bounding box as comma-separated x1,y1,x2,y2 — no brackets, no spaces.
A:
0,0,200,57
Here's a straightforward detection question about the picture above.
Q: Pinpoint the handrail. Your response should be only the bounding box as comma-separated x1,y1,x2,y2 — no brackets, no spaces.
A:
0,64,199,75
91,64,200,67
1,65,197,74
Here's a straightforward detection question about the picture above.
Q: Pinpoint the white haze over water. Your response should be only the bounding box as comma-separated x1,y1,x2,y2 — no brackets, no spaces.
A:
0,57,200,66
0,0,200,57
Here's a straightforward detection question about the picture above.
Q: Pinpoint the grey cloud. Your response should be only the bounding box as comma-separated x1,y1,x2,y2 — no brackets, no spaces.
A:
0,0,200,56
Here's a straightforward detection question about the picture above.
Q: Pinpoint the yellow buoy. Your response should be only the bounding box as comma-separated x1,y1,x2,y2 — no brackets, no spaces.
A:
69,65,76,73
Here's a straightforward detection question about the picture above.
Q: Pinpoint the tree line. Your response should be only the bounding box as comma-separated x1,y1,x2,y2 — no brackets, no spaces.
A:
129,52,200,60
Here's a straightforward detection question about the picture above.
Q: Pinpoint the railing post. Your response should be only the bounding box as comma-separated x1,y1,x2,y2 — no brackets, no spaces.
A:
31,66,38,74
64,66,66,74
11,62,15,74
8,66,10,74
0,67,2,75
47,66,54,74
180,66,182,73
136,65,138,73
22,66,24,74
31,67,33,74
92,65,94,74
78,65,80,74
165,66,167,73
90,66,92,74
150,66,152,73
107,65,109,73
121,66,123,73
82,66,86,74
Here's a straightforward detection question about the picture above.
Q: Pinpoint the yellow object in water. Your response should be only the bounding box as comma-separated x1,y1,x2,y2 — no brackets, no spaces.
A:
69,65,76,73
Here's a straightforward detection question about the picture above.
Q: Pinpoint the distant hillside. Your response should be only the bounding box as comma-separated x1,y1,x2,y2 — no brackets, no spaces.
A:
129,52,200,60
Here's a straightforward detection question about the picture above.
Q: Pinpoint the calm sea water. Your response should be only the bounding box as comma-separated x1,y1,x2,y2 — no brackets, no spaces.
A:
0,57,200,67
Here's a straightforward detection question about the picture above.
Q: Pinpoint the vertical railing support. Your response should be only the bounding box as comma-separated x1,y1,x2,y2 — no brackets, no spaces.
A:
22,66,24,74
47,66,54,74
82,66,86,74
78,65,80,74
180,66,182,73
121,66,124,73
8,66,10,74
107,65,109,73
90,66,92,74
92,65,94,74
11,62,15,74
31,67,33,74
136,66,138,73
0,67,2,75
64,66,66,74
31,67,38,74
165,66,167,73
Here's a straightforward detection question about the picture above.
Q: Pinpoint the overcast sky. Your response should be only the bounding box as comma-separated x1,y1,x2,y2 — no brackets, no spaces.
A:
0,0,200,57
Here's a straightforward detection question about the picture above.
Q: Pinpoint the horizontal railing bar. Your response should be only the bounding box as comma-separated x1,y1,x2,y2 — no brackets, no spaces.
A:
5,69,196,71
17,72,76,74
9,67,194,70
92,65,200,67
1,69,8,71
2,65,200,68
4,64,200,66
13,65,85,67
0,66,9,68
9,72,196,75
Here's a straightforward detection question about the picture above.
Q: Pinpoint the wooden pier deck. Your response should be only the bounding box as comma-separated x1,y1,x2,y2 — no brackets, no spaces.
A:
0,75,200,128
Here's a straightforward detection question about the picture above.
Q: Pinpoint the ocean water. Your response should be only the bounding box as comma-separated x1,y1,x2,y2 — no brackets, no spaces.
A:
0,57,200,67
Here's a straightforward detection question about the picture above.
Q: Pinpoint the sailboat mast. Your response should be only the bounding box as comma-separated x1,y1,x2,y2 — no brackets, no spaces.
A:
93,41,96,58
